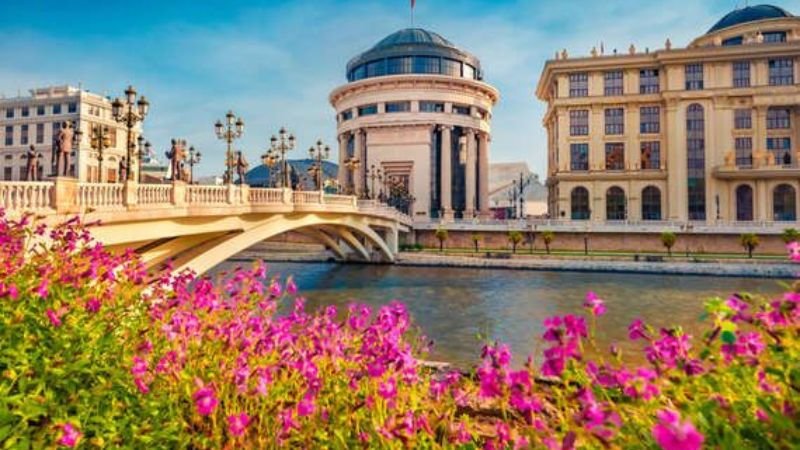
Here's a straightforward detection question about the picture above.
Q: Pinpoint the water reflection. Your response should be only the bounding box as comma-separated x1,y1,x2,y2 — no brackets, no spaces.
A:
212,261,785,367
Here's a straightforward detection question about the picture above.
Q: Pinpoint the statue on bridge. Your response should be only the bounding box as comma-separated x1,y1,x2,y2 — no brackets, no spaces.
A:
235,151,249,185
118,157,128,183
166,139,187,182
25,145,40,181
52,121,75,177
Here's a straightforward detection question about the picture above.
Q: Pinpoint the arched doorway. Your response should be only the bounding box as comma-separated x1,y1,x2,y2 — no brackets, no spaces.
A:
735,185,753,221
606,186,626,220
641,186,661,220
571,187,590,220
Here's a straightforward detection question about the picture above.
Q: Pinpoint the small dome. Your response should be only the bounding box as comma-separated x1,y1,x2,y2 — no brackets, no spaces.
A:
708,4,792,33
346,28,483,82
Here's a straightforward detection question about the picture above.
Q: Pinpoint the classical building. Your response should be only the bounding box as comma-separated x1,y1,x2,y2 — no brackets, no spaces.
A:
536,4,800,223
330,28,499,221
0,85,140,182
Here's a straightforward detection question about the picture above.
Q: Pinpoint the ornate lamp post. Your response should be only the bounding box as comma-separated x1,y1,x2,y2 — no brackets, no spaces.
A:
214,110,245,185
136,135,152,183
111,85,149,182
308,139,330,191
187,146,201,184
89,124,112,183
343,156,360,195
261,149,281,188
269,127,295,188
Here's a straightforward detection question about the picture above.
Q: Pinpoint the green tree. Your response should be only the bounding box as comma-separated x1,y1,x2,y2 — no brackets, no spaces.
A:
740,233,759,259
508,231,523,254
660,231,677,257
470,233,482,253
541,230,555,255
434,227,448,252
782,228,800,244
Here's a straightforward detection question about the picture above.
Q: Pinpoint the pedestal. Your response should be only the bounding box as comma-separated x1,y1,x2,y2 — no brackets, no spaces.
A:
50,176,79,214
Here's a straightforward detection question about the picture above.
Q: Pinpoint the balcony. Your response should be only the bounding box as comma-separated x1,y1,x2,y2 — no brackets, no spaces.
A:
715,150,800,179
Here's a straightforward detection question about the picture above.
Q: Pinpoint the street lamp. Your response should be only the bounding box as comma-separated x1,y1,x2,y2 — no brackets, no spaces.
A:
136,135,152,183
261,148,281,188
215,110,244,184
343,156,360,195
187,146,201,184
269,127,295,188
308,139,330,191
111,85,149,182
89,124,112,183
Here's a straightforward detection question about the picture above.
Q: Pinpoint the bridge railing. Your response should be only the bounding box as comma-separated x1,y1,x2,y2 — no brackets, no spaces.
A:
0,181,53,212
77,183,124,209
138,184,173,206
186,185,228,205
292,191,323,205
249,188,284,204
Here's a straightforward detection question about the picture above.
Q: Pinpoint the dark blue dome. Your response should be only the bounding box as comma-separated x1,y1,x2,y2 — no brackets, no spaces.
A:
708,4,792,33
346,28,483,82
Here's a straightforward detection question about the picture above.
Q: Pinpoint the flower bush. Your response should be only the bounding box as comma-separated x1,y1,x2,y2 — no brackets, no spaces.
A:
1,210,798,448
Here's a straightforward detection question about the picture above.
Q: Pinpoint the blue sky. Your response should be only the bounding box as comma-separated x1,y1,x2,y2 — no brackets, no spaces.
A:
0,0,794,178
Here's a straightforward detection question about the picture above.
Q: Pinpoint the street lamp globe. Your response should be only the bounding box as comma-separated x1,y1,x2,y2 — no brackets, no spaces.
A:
125,85,137,104
137,96,150,117
214,120,223,137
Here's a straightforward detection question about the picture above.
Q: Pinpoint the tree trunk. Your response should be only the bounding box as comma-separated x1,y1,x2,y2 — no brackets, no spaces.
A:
545,243,550,254
667,247,672,257
748,246,753,258
439,241,443,252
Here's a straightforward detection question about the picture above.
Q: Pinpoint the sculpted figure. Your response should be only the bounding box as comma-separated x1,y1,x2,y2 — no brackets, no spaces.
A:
54,121,74,176
235,151,249,185
119,157,128,183
166,139,187,182
25,145,39,181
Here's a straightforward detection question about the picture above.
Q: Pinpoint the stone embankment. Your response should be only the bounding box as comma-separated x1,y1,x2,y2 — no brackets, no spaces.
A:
397,253,797,279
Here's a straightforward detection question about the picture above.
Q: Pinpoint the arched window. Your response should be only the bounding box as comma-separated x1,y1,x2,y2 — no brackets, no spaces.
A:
735,185,753,221
686,104,706,220
773,184,797,221
606,186,626,220
641,186,662,220
571,187,590,220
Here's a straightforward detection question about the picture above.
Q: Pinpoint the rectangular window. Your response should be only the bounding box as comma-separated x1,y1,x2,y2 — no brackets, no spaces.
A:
52,104,62,115
340,110,353,121
604,108,624,135
639,106,660,134
52,122,61,136
685,64,704,90
4,108,12,119
722,36,744,46
569,110,589,136
763,31,787,43
570,143,589,171
385,101,410,113
68,102,77,113
639,69,660,94
3,167,10,181
452,104,471,115
4,126,12,146
604,71,623,96
413,56,441,74
735,137,753,166
21,107,29,117
767,137,792,165
20,125,28,145
357,104,377,116
36,105,45,116
442,59,462,77
640,141,661,169
419,101,445,113
365,60,386,77
605,143,625,170
732,61,750,87
734,109,752,129
769,58,794,85
767,108,791,129
36,123,44,144
569,73,588,97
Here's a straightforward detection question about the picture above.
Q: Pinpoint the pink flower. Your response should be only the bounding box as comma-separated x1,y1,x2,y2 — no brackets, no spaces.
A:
286,277,298,295
227,412,250,437
46,309,62,327
583,291,607,316
58,423,80,448
36,279,49,299
787,241,800,262
378,377,397,401
628,319,649,340
297,394,316,417
652,409,704,450
193,386,218,416
85,297,101,313
269,281,282,298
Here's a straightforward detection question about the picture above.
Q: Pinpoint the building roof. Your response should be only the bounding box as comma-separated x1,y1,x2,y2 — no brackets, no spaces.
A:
245,159,338,189
346,28,482,75
707,4,792,33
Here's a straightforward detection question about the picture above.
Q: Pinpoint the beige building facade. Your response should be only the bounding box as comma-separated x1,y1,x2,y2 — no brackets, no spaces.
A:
536,5,800,224
0,85,140,183
330,28,499,221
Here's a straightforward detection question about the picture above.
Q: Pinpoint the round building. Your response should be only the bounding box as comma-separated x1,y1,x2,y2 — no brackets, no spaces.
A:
330,28,499,221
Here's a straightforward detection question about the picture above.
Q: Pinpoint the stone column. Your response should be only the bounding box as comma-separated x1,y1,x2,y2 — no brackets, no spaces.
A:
51,176,79,214
123,179,138,207
440,125,453,220
478,132,490,218
465,129,477,218
353,130,364,197
337,132,348,191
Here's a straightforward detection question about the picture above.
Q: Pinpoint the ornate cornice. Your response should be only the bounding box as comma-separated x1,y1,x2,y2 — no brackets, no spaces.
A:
330,74,500,106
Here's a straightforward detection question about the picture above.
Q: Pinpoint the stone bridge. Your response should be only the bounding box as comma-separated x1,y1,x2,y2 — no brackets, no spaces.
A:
0,179,412,275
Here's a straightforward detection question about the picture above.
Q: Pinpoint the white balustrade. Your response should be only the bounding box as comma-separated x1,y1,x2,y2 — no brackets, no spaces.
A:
77,183,124,209
249,188,283,204
137,184,173,205
292,191,322,204
185,185,228,205
323,194,356,208
0,182,53,211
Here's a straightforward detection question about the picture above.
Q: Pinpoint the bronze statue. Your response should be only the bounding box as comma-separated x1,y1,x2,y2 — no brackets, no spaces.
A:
54,121,74,177
25,145,39,181
119,157,128,183
166,139,188,182
235,151,249,185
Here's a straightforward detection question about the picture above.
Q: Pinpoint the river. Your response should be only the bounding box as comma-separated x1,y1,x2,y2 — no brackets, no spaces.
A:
211,261,787,367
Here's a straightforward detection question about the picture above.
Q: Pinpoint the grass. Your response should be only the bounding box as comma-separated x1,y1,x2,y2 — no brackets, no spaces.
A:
408,246,787,261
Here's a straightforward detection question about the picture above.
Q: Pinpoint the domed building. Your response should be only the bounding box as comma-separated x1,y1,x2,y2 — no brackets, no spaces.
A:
536,4,800,224
330,28,499,220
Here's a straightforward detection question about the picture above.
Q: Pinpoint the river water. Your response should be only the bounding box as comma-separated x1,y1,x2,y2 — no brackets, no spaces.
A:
211,261,787,367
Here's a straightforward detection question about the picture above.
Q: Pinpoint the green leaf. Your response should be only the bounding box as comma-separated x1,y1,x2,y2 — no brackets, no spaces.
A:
721,330,736,345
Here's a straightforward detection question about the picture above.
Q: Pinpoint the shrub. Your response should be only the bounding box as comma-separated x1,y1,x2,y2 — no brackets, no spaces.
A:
782,228,799,244
470,233,482,253
740,233,760,259
434,227,448,252
660,231,677,257
508,231,523,254
541,230,555,254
